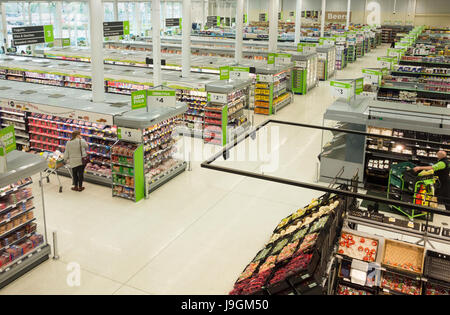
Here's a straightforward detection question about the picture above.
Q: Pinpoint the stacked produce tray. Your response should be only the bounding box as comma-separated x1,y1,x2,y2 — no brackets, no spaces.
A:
229,193,345,295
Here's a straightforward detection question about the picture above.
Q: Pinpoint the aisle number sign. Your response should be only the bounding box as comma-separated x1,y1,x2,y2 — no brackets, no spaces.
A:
330,81,354,101
148,90,176,107
131,90,147,110
117,127,142,143
12,25,54,46
208,93,228,104
362,69,382,86
275,53,292,65
377,56,396,70
0,126,16,157
230,67,250,80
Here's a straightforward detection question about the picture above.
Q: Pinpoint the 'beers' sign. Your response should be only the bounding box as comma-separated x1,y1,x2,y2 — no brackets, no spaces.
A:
325,11,351,22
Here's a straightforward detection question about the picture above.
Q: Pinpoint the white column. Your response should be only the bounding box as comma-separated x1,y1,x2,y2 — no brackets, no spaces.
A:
268,0,279,52
113,0,119,20
202,0,206,30
88,0,105,102
235,0,244,63
182,0,191,78
38,3,42,24
245,0,249,25
162,1,167,34
135,3,142,36
346,0,351,30
152,0,162,86
28,3,32,25
55,2,63,38
320,0,326,38
294,0,302,45
1,2,8,50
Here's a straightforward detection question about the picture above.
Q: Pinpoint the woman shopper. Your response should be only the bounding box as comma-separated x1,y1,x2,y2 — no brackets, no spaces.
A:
64,130,88,191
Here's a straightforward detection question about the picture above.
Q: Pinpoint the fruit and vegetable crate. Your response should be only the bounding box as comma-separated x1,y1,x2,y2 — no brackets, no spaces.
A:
423,250,450,284
382,239,425,276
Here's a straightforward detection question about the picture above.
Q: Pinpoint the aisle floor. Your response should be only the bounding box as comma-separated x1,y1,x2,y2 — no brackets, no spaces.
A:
1,45,389,295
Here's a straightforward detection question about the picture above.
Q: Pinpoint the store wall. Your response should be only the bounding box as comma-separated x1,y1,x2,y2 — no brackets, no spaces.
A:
240,0,450,26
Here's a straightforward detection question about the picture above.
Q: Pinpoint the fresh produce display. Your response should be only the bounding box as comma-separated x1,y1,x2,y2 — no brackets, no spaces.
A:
381,272,421,295
425,283,450,295
382,240,424,274
337,284,372,295
337,232,379,262
230,195,343,295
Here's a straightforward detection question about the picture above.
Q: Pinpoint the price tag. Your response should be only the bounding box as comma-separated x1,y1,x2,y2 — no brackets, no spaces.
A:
207,93,227,104
17,260,21,265
308,282,317,288
388,217,396,223
407,222,414,228
301,273,310,279
148,90,176,107
117,127,142,143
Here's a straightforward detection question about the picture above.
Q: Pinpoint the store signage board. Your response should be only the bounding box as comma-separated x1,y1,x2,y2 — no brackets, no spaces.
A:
354,77,364,95
148,90,176,108
207,93,227,104
117,127,142,143
0,126,16,157
62,38,70,47
259,13,268,22
220,66,230,80
12,25,54,46
166,18,181,27
325,11,351,22
0,99,115,126
230,67,250,80
243,14,248,23
131,90,147,110
103,21,130,37
278,12,283,20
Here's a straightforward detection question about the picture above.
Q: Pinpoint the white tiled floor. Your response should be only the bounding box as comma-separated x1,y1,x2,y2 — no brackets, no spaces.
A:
0,45,390,295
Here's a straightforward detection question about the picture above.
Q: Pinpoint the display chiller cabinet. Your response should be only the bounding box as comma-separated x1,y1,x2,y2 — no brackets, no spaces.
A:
317,46,336,81
0,150,51,289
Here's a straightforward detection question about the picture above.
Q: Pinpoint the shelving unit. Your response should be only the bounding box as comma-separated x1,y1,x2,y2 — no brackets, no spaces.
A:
317,46,336,81
0,107,29,150
177,89,208,139
252,65,293,115
0,150,50,289
335,46,347,70
204,79,251,145
290,52,318,95
113,101,188,198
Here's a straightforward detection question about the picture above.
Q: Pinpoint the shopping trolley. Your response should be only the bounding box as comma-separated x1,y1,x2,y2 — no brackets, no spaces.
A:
42,155,73,193
387,162,438,220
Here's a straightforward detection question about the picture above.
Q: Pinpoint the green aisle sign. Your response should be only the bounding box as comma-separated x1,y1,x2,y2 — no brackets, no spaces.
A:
131,90,147,110
44,25,54,42
0,126,16,156
220,66,230,80
354,78,363,95
123,21,130,35
62,38,71,47
267,53,276,65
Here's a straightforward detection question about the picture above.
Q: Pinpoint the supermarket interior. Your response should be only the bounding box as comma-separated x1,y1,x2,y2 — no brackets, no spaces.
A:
0,0,448,297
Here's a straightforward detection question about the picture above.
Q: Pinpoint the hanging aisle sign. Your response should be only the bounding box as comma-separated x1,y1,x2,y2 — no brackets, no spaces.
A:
165,18,181,27
12,25,54,46
148,90,176,107
230,67,250,80
103,21,130,37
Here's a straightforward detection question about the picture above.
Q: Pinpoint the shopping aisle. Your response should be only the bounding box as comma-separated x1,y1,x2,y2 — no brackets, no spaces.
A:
0,45,389,295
